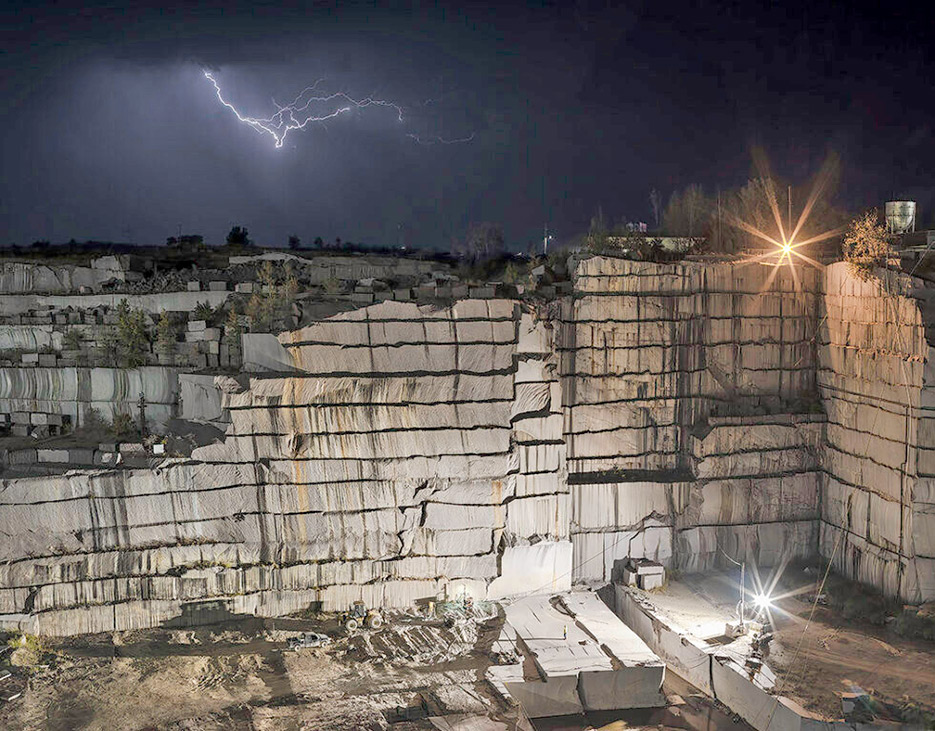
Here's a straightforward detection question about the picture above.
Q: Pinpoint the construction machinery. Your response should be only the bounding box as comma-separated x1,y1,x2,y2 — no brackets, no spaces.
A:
341,601,384,632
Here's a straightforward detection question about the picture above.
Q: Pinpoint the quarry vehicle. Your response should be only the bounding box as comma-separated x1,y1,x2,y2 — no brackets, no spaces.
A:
286,632,332,650
341,601,384,631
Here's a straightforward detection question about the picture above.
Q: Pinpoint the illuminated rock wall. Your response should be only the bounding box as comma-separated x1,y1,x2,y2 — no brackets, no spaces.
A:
0,299,572,634
2,255,933,635
818,263,934,602
563,257,824,581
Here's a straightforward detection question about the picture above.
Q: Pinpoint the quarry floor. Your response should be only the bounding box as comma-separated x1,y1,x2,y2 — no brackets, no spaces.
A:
639,569,935,722
0,607,747,731
4,570,930,730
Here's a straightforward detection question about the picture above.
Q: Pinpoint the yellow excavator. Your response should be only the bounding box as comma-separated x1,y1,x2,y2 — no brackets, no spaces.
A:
341,601,384,631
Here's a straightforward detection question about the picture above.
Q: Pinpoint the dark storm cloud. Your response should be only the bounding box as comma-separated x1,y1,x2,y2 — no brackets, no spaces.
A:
3,0,935,248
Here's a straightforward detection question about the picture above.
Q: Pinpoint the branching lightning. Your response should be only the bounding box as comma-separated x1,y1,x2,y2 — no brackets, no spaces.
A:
204,70,472,149
406,132,476,145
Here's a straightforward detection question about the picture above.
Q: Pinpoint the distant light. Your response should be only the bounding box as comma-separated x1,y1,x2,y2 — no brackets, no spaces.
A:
782,243,792,255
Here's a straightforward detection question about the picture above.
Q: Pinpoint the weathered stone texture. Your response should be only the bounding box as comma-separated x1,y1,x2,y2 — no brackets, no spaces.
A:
565,258,824,582
818,263,931,601
3,256,934,635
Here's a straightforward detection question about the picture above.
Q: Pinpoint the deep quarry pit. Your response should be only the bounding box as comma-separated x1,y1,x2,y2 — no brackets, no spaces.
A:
0,248,932,729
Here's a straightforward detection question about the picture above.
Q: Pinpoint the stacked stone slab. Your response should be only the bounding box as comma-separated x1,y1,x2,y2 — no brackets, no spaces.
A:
0,256,128,294
0,366,178,430
3,255,935,636
819,263,932,601
563,257,824,581
0,299,574,634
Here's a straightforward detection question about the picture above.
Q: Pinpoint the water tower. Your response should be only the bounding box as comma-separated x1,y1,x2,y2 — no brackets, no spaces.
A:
885,200,916,234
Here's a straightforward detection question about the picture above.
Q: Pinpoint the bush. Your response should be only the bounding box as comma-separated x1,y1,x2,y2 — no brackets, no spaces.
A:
193,301,215,323
843,209,894,280
246,262,299,332
7,632,43,668
115,299,151,368
224,307,242,342
111,411,136,439
155,311,178,354
62,328,84,351
893,605,935,641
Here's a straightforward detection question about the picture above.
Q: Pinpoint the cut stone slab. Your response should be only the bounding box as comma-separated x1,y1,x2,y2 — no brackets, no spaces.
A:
559,592,665,710
501,591,664,718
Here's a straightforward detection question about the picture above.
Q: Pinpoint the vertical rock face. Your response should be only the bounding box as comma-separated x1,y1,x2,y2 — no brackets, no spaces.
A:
819,263,932,601
1,256,932,636
563,258,823,582
0,298,571,634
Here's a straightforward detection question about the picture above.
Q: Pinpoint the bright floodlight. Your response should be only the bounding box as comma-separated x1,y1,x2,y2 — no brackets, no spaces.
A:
753,593,774,611
782,243,792,255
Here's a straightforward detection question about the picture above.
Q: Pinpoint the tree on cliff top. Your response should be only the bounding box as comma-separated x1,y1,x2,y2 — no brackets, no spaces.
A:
843,209,894,280
662,184,709,238
226,226,252,247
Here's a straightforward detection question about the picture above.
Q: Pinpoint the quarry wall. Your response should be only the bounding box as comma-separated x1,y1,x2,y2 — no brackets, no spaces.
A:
818,263,934,601
563,258,823,582
0,253,931,635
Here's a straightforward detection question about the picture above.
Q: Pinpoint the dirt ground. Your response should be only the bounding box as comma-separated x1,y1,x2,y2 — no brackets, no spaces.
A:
0,606,750,731
767,570,935,722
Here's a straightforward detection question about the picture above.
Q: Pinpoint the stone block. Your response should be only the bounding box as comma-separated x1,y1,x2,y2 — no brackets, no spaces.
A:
68,448,95,464
469,287,495,298
186,281,201,291
37,449,69,463
9,449,36,464
21,353,38,365
208,281,228,291
188,320,207,332
30,413,49,426
39,353,56,367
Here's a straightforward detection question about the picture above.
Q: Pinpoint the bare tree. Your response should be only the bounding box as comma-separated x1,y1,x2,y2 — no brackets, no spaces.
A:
455,222,505,261
649,189,661,229
662,184,709,237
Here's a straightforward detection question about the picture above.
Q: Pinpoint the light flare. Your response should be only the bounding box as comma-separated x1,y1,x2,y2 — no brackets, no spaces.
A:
732,153,844,292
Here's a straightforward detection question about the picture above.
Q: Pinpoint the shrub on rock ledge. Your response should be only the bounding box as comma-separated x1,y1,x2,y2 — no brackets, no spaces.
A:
843,209,894,280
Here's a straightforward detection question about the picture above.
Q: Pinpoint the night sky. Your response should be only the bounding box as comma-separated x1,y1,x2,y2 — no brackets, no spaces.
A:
3,1,934,250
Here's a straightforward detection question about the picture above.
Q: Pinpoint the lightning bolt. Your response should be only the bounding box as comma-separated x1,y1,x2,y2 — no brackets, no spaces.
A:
204,71,472,149
406,132,477,145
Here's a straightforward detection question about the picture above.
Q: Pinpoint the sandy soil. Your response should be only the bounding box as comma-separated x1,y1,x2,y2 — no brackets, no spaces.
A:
768,593,935,720
0,607,750,731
